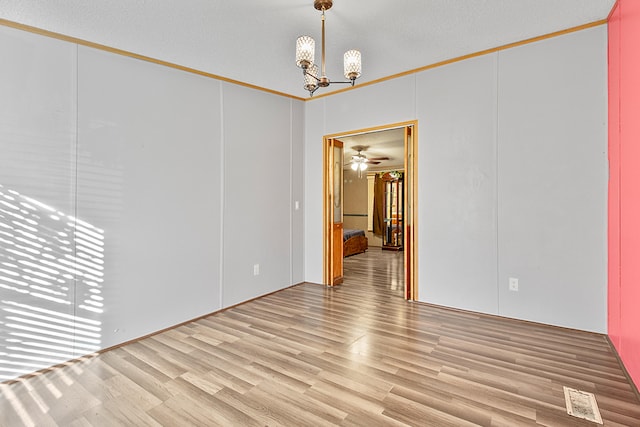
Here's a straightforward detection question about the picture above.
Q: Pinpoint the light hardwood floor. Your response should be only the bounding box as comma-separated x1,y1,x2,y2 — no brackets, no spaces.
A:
1,248,639,426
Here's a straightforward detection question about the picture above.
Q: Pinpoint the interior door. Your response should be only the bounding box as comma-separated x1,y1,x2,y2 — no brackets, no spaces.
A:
324,138,344,285
404,125,417,299
323,122,417,296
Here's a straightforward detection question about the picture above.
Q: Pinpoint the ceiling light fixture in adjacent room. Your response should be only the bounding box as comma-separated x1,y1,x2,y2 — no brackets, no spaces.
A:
295,0,362,96
346,146,389,178
351,155,369,173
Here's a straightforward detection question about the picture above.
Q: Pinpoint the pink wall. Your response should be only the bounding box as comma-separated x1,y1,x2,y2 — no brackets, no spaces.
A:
608,0,640,389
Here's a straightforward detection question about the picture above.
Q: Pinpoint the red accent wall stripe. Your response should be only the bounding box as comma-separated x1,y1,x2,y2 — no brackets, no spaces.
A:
608,0,640,389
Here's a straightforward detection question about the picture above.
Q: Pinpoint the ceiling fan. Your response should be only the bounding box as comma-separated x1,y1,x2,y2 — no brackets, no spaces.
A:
347,145,389,176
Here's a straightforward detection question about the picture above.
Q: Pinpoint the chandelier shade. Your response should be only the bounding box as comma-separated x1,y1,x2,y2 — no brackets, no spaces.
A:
304,64,320,92
295,0,362,96
343,50,362,80
296,36,315,68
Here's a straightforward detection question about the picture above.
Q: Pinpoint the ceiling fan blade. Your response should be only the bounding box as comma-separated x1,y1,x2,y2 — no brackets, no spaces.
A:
367,157,389,161
368,161,381,165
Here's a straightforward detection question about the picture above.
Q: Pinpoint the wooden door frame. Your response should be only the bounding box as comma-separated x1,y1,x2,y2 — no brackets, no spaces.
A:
322,121,418,300
323,138,344,286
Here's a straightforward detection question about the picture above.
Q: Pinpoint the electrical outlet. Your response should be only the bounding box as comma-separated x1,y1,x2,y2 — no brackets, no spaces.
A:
253,264,260,276
509,277,519,291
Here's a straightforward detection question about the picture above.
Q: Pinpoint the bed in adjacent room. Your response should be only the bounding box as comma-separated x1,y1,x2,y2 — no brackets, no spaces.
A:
343,228,368,257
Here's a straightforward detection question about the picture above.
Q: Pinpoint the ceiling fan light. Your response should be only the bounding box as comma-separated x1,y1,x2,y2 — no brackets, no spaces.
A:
344,50,362,80
360,162,368,171
351,162,359,171
296,36,315,68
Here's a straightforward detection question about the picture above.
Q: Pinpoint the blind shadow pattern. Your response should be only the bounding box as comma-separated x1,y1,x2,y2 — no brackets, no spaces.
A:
0,185,103,382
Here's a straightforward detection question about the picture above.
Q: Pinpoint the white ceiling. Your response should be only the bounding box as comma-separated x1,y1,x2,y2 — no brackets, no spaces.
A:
0,1,615,99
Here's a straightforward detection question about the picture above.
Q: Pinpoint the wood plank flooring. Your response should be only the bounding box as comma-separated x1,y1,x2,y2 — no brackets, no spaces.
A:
2,248,640,426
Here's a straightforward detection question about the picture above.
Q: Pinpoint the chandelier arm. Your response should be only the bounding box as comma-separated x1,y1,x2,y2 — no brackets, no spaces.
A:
326,80,356,86
302,69,321,82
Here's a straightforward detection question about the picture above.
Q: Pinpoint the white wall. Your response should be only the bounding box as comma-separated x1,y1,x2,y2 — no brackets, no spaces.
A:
77,47,224,346
0,26,79,381
304,26,608,333
0,25,304,381
416,54,499,315
291,100,305,285
221,83,300,307
496,28,608,331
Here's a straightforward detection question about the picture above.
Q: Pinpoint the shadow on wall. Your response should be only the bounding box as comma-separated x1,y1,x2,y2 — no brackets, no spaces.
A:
0,185,104,381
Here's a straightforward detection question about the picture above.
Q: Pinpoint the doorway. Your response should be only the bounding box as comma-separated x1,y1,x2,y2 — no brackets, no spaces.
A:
322,121,418,300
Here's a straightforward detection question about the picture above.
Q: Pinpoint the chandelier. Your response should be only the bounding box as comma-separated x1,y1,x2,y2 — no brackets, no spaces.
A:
295,0,362,96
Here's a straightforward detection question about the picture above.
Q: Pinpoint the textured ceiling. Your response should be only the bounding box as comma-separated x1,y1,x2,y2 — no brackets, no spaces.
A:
0,1,615,98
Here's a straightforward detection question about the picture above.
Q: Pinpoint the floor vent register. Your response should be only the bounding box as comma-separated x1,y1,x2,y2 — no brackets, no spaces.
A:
563,386,603,424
